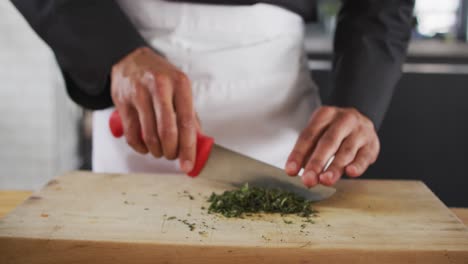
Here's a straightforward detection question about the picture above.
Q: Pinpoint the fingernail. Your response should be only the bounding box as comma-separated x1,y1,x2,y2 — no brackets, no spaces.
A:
304,171,315,178
182,160,193,172
302,171,317,188
286,161,297,172
347,165,357,175
320,172,333,183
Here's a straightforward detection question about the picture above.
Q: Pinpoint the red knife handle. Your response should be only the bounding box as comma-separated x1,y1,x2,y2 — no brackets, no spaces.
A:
109,110,124,138
187,133,214,177
108,110,213,177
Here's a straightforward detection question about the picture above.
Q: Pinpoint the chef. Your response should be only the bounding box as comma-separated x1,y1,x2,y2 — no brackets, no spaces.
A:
12,0,414,188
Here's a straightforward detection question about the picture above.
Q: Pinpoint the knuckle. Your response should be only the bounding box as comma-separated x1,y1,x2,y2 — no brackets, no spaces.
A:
174,71,189,85
331,158,346,169
155,73,170,87
153,86,166,100
358,115,374,130
159,125,177,139
347,107,360,116
309,106,332,123
157,100,173,113
362,120,374,131
310,108,325,121
341,111,358,125
178,115,195,129
299,130,314,143
337,148,355,165
329,166,343,176
342,144,355,155
318,106,335,116
179,143,195,157
142,70,156,81
321,133,338,146
143,134,159,146
132,84,146,99
180,139,195,150
161,115,176,131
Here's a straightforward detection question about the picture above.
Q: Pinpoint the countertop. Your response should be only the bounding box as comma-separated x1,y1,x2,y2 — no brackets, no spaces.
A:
304,36,468,65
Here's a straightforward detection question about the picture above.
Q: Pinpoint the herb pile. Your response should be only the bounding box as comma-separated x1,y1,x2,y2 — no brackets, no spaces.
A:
207,183,315,218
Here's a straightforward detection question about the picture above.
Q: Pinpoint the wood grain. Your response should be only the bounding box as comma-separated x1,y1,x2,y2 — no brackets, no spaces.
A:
0,190,32,218
452,208,468,227
1,191,466,226
0,171,467,263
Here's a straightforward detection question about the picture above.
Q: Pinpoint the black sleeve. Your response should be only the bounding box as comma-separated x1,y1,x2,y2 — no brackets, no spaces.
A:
11,0,147,109
330,0,414,129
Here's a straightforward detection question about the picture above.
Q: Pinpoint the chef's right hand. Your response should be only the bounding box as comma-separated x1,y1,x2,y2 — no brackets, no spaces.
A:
111,46,200,173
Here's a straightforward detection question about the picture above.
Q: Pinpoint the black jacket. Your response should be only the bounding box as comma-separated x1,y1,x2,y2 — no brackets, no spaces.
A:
11,0,414,129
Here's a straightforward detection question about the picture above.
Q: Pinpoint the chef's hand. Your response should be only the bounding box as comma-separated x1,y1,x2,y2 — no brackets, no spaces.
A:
111,46,200,173
285,106,380,187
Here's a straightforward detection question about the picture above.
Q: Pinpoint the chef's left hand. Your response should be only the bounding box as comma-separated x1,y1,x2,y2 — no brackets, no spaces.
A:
285,106,380,187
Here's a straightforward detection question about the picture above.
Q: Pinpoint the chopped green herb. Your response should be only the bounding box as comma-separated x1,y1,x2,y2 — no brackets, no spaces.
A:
182,219,196,231
207,183,316,218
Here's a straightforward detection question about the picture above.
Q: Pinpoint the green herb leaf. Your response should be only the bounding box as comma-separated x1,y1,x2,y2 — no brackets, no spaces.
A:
207,183,316,218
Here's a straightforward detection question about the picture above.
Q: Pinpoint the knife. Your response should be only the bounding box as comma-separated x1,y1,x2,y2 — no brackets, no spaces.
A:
109,110,335,201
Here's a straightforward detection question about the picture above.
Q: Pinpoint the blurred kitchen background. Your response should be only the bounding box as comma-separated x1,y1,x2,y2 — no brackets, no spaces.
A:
1,1,467,206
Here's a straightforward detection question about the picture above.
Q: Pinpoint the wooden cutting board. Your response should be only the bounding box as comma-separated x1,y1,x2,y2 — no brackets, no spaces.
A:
0,171,467,263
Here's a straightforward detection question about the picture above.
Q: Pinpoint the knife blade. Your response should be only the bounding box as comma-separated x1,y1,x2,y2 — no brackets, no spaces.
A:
109,110,335,201
198,143,335,201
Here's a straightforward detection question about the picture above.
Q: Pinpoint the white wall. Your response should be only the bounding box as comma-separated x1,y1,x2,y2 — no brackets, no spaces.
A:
0,1,82,190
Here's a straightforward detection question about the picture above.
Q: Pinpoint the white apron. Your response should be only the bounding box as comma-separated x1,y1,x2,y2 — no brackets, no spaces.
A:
92,1,321,173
